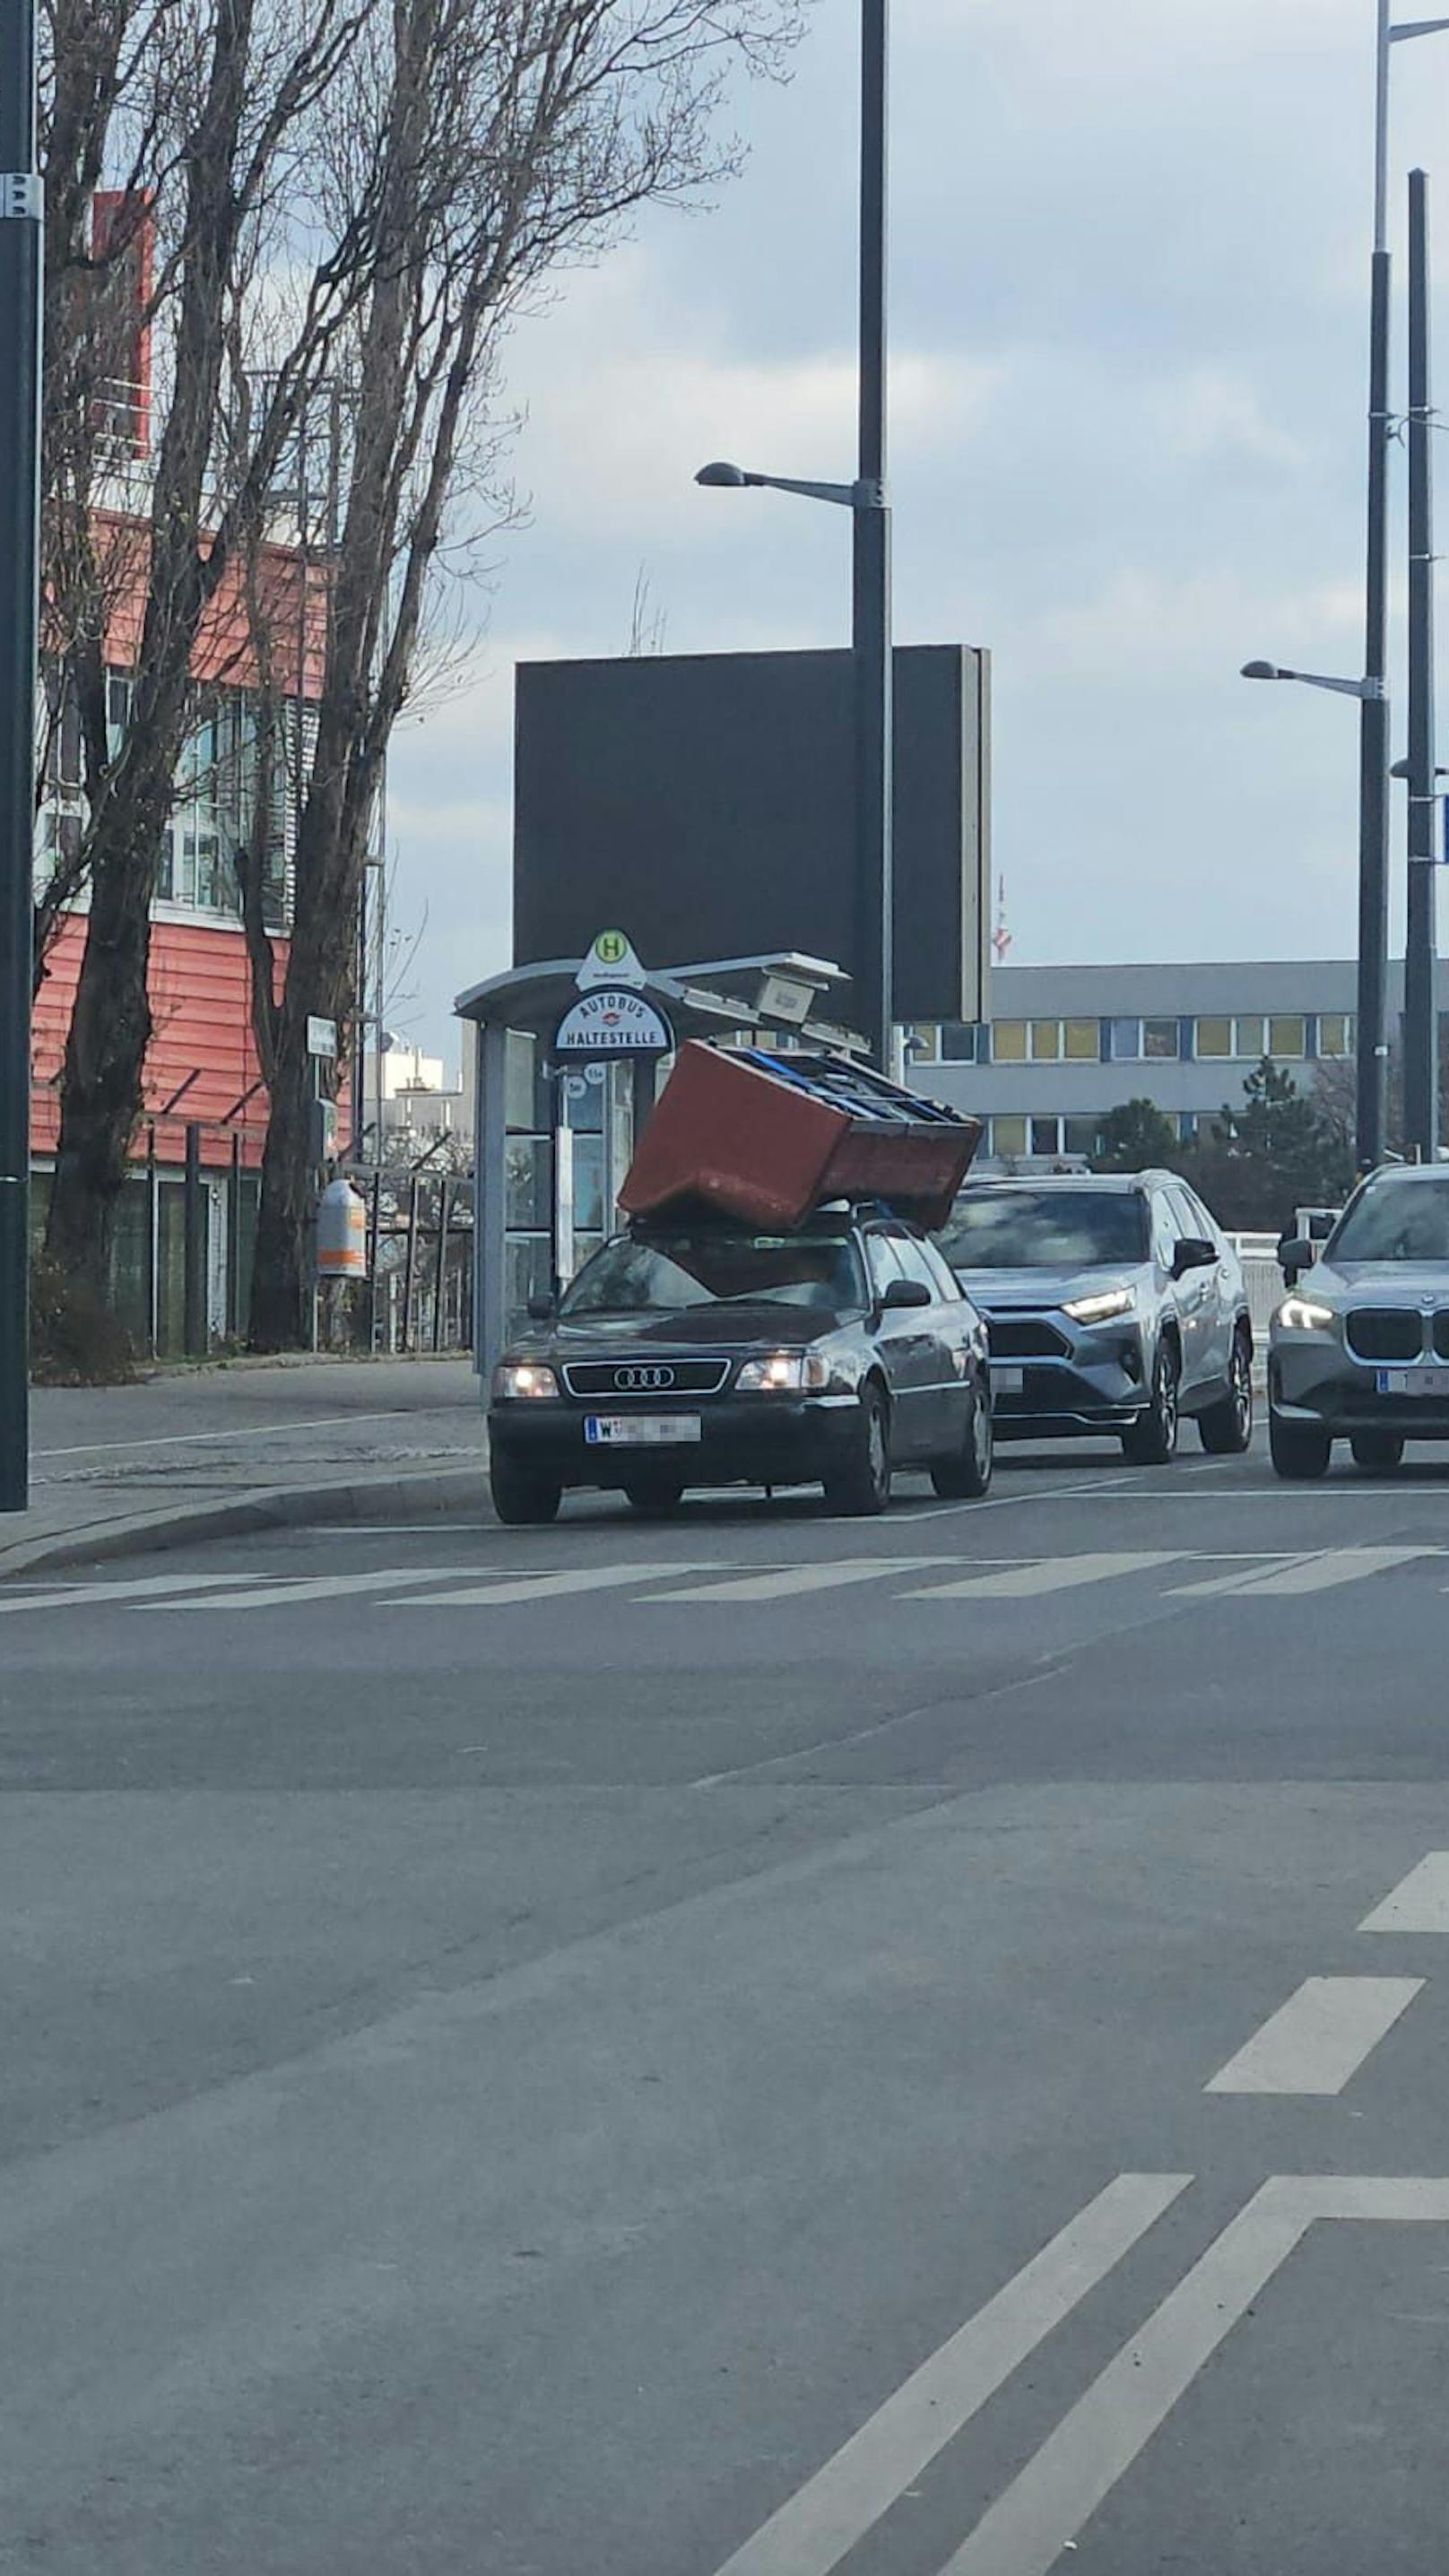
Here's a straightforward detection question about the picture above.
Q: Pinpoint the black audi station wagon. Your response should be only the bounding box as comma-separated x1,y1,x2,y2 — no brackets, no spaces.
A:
487,1205,992,1522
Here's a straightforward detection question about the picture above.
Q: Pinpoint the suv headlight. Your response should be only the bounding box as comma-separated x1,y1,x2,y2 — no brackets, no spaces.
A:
737,1350,833,1393
1276,1296,1335,1332
1061,1287,1135,1324
492,1362,559,1399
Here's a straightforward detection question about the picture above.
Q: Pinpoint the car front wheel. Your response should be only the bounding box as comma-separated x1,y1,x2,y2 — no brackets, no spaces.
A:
1269,1412,1332,1480
490,1454,562,1525
1122,1342,1180,1466
931,1383,993,1498
825,1384,891,1516
1198,1331,1254,1454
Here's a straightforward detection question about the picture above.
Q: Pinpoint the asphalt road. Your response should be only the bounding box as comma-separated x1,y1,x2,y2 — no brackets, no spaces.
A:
6,1429,1449,2572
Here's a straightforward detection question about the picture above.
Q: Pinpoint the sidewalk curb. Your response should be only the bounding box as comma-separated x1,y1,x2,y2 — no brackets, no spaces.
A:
0,1464,487,1584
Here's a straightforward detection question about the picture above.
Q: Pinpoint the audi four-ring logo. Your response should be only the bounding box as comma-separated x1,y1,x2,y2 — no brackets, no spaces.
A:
614,1366,676,1392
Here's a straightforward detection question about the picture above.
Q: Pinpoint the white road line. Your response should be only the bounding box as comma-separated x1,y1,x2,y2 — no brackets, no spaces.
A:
707,2173,1192,2576
0,1571,280,1614
1167,1552,1325,1596
641,1558,952,1604
30,1409,422,1460
383,1561,718,1607
149,1566,474,1611
1361,1851,1449,1933
1212,1545,1431,1596
933,2176,1449,2576
906,1552,1180,1602
1203,1975,1423,2095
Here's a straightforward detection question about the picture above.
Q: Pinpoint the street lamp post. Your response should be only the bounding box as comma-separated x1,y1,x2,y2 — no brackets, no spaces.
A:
1404,165,1438,1159
0,0,41,1514
696,0,893,1073
1357,8,1449,1170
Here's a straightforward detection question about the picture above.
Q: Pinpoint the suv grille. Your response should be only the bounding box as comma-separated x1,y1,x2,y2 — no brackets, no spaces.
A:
988,1317,1071,1362
1432,1313,1449,1361
561,1358,732,1399
1345,1309,1424,1363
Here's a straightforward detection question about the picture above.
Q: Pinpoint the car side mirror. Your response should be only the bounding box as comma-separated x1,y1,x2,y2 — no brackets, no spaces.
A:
526,1291,557,1323
1277,1236,1314,1286
1171,1236,1217,1279
879,1277,932,1312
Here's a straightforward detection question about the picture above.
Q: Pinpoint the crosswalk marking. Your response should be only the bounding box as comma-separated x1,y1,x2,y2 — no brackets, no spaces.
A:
1175,1545,1432,1599
905,1551,1180,1601
6,1543,1449,1624
0,1571,281,1615
1204,1976,1423,2095
641,1557,950,1604
383,1562,716,1608
1360,1852,1449,1934
150,1566,471,1611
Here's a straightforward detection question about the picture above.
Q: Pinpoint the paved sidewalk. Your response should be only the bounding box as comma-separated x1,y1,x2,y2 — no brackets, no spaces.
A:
2,1357,485,1581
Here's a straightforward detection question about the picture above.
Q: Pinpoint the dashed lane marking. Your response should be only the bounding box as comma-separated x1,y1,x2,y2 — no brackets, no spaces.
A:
1203,1976,1424,2095
1361,1852,1449,1934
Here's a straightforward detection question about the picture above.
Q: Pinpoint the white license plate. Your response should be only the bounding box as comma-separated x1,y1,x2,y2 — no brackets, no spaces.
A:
1375,1367,1449,1397
584,1413,703,1446
992,1366,1025,1395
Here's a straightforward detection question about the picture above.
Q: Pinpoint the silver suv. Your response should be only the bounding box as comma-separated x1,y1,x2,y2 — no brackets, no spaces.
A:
1270,1163,1449,1477
939,1173,1253,1462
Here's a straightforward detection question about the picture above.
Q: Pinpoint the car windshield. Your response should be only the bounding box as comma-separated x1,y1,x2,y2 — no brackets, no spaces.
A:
940,1189,1148,1271
559,1231,868,1318
1330,1179,1449,1264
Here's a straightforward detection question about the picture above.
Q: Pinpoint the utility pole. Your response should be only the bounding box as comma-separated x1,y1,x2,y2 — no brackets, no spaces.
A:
853,0,892,1075
0,0,42,1513
1405,165,1439,1160
1358,0,1396,1170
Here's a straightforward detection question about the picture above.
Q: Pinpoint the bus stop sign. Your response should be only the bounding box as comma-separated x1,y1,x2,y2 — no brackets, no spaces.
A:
552,989,673,1056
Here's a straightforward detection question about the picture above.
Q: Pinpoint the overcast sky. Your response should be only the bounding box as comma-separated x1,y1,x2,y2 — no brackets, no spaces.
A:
383,0,1449,1071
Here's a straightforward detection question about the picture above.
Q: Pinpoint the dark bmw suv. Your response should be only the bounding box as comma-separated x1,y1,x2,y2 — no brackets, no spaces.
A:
488,1208,992,1522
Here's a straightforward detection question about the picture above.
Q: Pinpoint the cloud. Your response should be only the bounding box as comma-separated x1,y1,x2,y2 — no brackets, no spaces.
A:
390,0,1449,1051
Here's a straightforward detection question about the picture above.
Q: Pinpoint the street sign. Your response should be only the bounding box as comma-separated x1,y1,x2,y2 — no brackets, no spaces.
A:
552,990,673,1056
307,1015,338,1059
576,930,646,991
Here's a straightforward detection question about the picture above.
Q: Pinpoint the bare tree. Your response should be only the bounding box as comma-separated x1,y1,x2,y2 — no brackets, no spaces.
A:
42,0,383,1291
245,0,801,1346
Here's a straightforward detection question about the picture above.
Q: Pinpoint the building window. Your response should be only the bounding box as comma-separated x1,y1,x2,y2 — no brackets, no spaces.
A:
904,1022,940,1062
1142,1018,1180,1060
991,1115,1028,1156
1109,1017,1141,1061
991,1019,1028,1062
1030,1115,1061,1156
1063,1018,1099,1061
1195,1016,1231,1058
941,1023,978,1062
1318,1012,1354,1059
1235,1014,1267,1061
1063,1115,1101,1158
1029,1019,1061,1061
1269,1014,1306,1060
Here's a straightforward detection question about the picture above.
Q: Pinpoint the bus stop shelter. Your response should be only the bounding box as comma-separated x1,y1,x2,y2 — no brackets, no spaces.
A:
456,950,861,1374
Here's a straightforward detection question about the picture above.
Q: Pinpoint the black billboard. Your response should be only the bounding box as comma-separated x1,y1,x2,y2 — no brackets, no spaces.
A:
512,644,990,1023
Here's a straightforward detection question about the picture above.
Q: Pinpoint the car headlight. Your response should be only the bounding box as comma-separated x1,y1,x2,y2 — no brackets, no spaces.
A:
1061,1288,1136,1324
736,1350,833,1393
1276,1296,1336,1333
492,1362,560,1400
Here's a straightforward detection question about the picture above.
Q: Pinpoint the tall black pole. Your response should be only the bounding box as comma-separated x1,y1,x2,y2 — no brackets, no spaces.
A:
1405,167,1438,1160
0,0,41,1513
853,0,892,1072
1358,244,1393,1170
